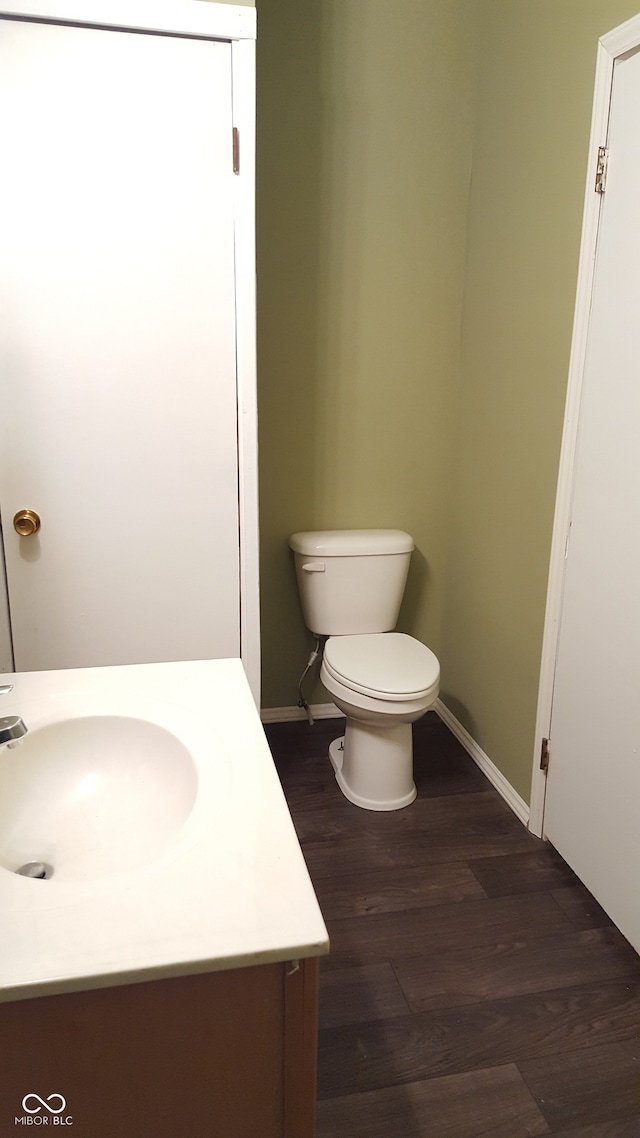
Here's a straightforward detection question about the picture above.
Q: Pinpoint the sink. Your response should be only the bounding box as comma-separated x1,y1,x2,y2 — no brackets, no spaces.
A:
0,659,329,1004
0,714,198,881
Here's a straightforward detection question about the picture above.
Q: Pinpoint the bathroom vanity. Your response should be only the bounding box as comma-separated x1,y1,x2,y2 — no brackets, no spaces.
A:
2,959,320,1137
0,660,328,1137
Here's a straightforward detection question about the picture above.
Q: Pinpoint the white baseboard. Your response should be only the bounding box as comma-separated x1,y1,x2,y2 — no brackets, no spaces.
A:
260,699,529,829
260,702,344,724
434,698,530,827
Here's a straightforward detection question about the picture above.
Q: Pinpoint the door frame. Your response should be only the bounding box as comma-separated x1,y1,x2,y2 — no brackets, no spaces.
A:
0,0,260,703
529,11,640,837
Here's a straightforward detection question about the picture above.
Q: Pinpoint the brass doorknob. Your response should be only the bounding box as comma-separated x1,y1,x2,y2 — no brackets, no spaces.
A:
13,509,41,537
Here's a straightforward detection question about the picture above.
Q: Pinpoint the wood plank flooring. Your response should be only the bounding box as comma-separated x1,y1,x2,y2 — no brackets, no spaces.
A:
265,712,640,1138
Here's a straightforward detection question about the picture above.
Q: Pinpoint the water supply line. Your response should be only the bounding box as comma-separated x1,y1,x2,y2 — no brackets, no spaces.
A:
298,635,324,725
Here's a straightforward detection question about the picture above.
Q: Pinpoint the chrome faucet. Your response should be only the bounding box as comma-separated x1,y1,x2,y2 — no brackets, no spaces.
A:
0,684,28,748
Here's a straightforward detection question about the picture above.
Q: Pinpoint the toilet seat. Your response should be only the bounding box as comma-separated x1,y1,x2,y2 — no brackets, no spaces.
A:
323,632,440,702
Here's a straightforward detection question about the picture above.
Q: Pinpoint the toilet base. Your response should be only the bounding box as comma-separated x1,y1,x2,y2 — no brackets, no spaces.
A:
328,719,417,811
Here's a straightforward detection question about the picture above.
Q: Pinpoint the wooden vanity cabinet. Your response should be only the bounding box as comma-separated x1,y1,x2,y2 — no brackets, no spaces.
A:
0,957,320,1138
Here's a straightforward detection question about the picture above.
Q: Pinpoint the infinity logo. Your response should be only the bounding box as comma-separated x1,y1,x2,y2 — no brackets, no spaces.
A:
22,1095,67,1115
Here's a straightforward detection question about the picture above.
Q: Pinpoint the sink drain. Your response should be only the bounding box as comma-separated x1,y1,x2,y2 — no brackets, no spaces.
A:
16,861,53,880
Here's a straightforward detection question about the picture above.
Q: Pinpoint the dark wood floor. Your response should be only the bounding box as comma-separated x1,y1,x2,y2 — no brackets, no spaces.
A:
265,712,640,1138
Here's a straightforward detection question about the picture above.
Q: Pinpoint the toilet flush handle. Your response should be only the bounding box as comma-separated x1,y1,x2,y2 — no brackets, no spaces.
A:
302,561,325,572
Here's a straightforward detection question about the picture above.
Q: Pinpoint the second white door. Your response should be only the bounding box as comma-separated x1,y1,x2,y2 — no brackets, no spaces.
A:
544,43,640,952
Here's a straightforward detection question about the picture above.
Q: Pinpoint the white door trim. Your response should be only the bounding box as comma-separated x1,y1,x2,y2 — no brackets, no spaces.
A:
0,0,256,40
529,12,640,837
231,36,260,705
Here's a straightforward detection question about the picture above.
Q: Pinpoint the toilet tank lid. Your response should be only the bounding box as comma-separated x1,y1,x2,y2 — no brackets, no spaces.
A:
289,529,414,556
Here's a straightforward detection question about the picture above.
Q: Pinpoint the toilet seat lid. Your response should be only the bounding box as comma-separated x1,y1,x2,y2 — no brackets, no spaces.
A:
323,633,440,701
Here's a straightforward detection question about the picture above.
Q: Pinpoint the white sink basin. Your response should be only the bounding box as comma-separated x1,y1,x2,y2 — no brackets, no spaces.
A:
0,713,197,881
0,659,328,1005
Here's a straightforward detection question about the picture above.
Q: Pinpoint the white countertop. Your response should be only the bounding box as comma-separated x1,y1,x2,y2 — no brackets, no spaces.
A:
0,659,329,1002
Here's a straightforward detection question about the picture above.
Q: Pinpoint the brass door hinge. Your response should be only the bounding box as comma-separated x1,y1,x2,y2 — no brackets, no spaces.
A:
540,737,550,772
595,145,608,194
232,127,240,175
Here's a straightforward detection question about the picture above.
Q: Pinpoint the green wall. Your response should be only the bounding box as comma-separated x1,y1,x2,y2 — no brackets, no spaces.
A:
257,0,479,707
257,0,639,803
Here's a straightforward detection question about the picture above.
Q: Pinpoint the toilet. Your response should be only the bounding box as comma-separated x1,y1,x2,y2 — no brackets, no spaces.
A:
289,529,440,811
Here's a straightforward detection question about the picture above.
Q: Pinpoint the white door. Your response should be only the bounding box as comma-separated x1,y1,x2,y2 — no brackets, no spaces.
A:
0,18,240,670
544,44,640,951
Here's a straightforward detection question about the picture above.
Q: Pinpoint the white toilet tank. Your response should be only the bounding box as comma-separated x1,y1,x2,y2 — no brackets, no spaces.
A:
289,529,414,635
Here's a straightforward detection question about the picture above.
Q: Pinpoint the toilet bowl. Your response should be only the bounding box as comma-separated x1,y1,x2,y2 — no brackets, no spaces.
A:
320,632,440,810
288,529,441,811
